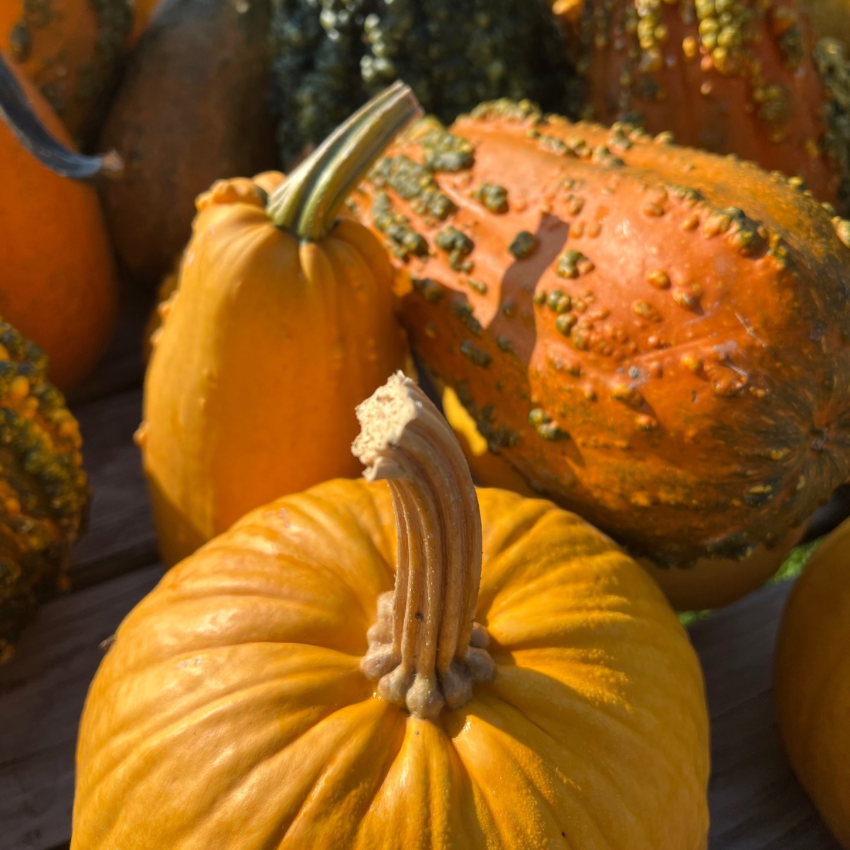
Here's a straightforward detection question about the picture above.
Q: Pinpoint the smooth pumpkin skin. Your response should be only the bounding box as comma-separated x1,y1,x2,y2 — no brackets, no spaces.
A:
140,174,409,566
775,518,850,848
73,481,709,850
0,56,117,392
0,0,132,144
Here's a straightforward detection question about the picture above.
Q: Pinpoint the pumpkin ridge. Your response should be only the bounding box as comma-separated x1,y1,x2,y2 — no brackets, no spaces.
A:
79,651,376,841
456,694,642,849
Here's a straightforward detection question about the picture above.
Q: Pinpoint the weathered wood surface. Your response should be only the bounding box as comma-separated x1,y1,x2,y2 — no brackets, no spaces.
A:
0,309,845,850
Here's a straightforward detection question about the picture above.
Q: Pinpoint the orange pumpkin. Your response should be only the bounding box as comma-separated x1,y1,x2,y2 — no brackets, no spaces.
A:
0,51,118,392
775,517,850,848
0,0,132,144
73,373,710,850
577,0,849,206
350,100,850,610
138,85,418,566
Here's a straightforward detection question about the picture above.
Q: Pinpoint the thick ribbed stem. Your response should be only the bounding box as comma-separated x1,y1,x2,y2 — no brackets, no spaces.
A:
0,52,122,180
267,81,422,241
353,373,495,720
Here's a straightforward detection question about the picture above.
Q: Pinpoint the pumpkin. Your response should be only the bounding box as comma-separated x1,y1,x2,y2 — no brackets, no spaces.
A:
0,319,89,664
0,0,133,145
576,0,850,207
138,84,418,567
349,100,850,610
775,517,850,848
73,372,709,849
96,0,279,289
0,51,118,392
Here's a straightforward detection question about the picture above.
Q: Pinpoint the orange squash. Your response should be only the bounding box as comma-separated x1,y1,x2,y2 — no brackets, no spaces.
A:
138,85,418,567
0,51,118,392
0,0,132,144
350,100,850,610
577,0,850,207
775,517,850,848
73,373,709,850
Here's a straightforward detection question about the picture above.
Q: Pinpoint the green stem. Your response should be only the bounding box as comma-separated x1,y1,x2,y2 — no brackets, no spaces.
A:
267,81,422,241
0,52,122,180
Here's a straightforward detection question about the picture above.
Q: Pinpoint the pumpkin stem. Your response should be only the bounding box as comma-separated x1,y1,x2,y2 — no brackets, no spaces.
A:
353,372,495,720
267,81,423,241
0,52,123,180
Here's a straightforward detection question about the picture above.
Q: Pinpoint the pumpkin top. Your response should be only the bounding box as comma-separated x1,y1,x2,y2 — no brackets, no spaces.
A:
353,372,494,718
268,81,423,241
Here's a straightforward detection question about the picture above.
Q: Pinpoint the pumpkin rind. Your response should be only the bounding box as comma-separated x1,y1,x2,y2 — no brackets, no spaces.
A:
0,55,118,392
72,480,709,850
775,518,850,849
0,320,89,663
577,0,850,207
0,0,132,145
350,101,850,570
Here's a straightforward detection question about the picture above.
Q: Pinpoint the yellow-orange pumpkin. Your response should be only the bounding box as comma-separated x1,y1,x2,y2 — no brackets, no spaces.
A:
73,373,710,850
138,85,417,566
775,517,850,848
0,52,118,392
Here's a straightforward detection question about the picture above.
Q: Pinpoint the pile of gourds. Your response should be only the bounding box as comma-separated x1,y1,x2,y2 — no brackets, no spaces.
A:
0,0,850,847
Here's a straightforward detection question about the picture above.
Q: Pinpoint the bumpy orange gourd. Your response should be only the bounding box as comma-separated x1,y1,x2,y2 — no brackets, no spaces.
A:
0,319,90,663
775,518,850,848
351,100,850,610
0,0,132,144
577,0,850,206
73,373,710,850
139,85,417,567
0,52,118,392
